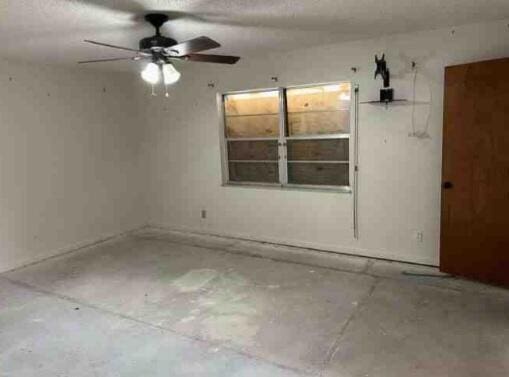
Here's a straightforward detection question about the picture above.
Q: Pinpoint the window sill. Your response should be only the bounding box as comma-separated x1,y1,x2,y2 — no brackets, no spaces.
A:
222,182,352,194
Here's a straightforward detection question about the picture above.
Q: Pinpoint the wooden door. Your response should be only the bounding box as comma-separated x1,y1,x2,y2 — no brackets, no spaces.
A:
440,57,509,287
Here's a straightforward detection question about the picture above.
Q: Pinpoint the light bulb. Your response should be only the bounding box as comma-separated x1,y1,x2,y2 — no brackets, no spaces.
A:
141,63,160,85
162,63,181,85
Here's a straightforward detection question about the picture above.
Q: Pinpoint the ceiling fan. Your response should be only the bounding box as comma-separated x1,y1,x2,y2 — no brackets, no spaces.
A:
79,13,240,91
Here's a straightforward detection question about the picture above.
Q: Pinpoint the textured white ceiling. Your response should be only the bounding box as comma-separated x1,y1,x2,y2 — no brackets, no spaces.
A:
1,0,508,71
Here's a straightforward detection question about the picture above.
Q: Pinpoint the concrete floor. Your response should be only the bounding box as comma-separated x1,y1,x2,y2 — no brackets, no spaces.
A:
1,229,508,376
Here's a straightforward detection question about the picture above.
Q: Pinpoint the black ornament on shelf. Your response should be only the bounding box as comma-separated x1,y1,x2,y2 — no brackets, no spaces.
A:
374,54,393,102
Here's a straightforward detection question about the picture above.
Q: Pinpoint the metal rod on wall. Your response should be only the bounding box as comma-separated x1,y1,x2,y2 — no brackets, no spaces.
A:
353,85,360,239
217,93,230,185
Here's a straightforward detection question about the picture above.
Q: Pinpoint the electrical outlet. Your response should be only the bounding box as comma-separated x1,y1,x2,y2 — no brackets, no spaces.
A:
201,209,207,219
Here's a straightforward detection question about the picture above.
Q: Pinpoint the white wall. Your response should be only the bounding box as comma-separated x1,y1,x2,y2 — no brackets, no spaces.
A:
0,59,147,272
142,19,509,266
2,20,506,271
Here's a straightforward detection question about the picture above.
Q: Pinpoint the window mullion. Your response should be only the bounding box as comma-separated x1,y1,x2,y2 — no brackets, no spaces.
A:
278,87,288,185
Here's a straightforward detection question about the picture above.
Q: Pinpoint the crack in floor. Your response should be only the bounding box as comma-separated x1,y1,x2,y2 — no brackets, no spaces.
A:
319,277,380,376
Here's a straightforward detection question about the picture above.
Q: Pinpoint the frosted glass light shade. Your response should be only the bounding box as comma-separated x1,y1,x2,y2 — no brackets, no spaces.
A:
141,63,160,84
162,63,181,85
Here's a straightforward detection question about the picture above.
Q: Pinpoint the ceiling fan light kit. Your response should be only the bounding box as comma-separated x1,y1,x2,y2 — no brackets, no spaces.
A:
79,13,240,94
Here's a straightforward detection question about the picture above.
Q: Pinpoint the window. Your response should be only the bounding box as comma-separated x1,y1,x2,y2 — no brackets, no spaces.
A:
220,82,352,191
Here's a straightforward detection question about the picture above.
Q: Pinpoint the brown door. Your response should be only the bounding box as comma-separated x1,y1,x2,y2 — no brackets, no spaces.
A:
440,57,509,287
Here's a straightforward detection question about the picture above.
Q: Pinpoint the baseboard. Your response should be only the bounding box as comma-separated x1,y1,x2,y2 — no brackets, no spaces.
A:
2,222,436,274
146,223,438,267
1,225,148,274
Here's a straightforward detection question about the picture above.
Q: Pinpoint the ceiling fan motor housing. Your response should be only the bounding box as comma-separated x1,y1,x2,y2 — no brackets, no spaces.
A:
139,35,177,51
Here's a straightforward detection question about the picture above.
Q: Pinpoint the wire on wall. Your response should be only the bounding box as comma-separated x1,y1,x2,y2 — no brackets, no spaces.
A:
409,65,432,139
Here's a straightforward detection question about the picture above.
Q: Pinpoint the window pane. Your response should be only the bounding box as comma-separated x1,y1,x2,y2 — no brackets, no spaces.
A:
288,162,349,186
225,114,279,138
225,91,279,116
287,139,348,161
286,83,351,136
228,140,278,161
287,111,350,136
224,91,280,138
229,162,279,183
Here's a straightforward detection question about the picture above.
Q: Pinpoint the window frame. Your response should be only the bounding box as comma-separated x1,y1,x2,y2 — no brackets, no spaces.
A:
218,81,355,193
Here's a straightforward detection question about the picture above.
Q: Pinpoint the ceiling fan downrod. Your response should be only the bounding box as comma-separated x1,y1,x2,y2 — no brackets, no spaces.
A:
144,13,169,36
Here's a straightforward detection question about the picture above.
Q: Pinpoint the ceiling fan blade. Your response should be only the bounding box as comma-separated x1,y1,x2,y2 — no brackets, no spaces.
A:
78,56,144,64
164,36,220,57
184,54,241,64
84,40,150,55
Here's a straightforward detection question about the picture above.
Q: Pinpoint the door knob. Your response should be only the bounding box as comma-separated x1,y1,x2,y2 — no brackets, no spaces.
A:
442,181,453,189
